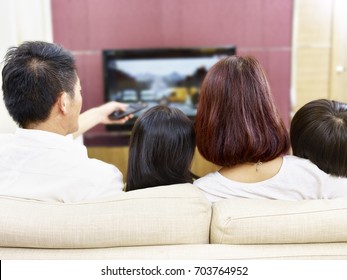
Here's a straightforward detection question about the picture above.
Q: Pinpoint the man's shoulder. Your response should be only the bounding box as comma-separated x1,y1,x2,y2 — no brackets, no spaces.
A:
77,156,122,176
0,133,15,141
0,133,15,147
79,157,124,192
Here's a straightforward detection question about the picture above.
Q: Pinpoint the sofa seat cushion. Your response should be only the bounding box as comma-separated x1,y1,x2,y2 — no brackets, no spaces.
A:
0,183,211,248
2,243,347,260
211,198,347,244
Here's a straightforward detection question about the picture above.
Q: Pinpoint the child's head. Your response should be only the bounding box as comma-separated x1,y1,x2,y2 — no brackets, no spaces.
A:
126,105,195,191
290,99,347,177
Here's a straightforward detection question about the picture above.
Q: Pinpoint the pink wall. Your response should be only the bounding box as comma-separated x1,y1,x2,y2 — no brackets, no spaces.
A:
51,0,292,133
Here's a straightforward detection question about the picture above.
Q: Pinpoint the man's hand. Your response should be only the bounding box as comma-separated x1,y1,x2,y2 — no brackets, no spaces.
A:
96,101,133,124
74,101,134,138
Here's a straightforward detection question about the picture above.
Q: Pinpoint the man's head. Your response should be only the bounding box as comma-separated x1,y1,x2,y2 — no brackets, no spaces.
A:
2,41,82,134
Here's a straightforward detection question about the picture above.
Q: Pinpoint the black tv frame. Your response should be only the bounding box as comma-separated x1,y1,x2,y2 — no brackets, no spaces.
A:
103,46,236,132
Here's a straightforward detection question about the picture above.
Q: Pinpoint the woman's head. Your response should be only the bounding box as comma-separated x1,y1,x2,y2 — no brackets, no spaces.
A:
126,105,195,191
195,55,290,166
290,99,347,177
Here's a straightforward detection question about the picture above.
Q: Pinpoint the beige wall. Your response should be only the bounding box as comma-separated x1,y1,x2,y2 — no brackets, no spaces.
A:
292,0,347,113
330,0,347,102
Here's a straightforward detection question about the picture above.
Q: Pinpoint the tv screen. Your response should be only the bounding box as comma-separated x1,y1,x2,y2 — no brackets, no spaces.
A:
103,46,236,131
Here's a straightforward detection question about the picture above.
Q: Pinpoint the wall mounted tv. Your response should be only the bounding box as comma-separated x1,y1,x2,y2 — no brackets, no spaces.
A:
103,46,236,131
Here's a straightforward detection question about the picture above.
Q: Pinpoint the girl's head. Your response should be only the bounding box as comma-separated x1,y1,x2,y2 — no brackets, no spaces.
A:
126,105,195,191
291,99,347,177
195,55,290,167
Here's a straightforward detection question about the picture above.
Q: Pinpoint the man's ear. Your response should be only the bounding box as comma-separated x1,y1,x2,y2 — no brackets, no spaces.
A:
57,92,70,114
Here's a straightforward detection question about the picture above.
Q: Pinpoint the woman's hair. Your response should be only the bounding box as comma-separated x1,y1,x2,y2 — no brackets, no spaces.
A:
195,55,290,167
126,105,196,191
290,99,347,177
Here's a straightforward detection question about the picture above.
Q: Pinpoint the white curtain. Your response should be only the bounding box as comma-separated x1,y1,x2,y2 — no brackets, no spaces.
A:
0,0,53,132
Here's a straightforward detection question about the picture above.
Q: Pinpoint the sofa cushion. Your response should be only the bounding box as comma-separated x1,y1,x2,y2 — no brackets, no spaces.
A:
0,183,211,248
2,243,347,260
211,198,347,244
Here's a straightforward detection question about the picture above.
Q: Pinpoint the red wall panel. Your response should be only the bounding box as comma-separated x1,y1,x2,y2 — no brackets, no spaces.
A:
51,0,293,133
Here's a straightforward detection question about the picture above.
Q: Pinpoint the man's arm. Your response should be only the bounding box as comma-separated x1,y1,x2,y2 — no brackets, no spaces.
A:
73,101,133,138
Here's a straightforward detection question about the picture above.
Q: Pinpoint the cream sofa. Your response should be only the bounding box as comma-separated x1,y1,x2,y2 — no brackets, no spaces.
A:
1,183,347,259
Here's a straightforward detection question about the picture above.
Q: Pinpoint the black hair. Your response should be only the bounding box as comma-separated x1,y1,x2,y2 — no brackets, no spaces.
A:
290,99,347,177
126,105,196,191
2,41,77,128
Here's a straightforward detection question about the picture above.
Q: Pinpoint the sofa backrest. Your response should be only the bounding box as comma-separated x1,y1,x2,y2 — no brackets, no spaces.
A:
0,183,211,249
211,197,347,244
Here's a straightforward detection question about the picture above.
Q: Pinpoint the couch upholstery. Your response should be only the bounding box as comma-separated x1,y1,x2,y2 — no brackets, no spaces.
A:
1,183,347,259
211,197,347,244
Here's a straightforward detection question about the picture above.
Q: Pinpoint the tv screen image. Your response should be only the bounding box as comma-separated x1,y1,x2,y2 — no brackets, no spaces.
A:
103,46,236,131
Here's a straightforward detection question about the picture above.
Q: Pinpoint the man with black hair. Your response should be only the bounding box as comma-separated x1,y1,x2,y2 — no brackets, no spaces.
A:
0,41,130,202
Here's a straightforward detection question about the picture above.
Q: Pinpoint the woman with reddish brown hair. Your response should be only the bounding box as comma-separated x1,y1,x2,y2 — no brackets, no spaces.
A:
194,55,347,202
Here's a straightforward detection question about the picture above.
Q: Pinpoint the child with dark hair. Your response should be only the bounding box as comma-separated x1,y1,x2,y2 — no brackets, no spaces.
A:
126,105,197,191
291,99,347,177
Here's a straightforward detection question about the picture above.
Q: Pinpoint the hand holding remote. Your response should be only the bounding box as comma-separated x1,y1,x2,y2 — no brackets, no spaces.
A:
109,103,148,120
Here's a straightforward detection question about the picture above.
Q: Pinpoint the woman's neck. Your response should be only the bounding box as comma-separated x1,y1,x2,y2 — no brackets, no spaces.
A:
219,157,284,183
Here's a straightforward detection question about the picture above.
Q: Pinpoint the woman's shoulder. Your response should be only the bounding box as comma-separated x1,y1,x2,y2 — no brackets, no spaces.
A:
283,155,324,171
193,171,222,185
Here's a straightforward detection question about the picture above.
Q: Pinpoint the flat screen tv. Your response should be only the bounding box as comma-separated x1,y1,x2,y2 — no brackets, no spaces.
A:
103,46,236,131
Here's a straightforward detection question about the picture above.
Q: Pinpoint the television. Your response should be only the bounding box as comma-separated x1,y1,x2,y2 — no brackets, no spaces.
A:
103,46,236,131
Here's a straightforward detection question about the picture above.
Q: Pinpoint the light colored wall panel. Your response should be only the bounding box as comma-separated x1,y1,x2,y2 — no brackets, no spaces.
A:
294,48,331,111
296,0,332,46
292,0,333,112
330,0,347,102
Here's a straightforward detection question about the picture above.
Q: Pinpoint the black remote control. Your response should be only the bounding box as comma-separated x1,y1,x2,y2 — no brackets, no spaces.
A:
108,103,148,120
